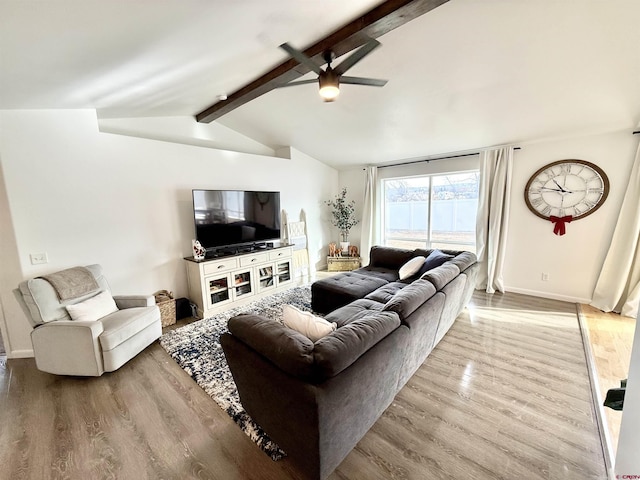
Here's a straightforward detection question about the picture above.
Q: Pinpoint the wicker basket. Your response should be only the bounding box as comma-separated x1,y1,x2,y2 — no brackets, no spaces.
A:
154,290,176,327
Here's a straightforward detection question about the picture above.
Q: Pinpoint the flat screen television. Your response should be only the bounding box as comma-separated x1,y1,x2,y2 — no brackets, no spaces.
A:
192,189,281,253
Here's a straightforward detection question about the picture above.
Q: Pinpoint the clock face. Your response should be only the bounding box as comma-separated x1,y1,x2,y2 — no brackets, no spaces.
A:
524,159,609,220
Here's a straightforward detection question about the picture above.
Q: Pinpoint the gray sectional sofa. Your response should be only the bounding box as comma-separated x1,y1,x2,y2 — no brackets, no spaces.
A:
220,246,478,480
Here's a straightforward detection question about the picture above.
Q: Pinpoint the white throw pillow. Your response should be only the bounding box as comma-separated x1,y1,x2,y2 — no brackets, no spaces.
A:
398,256,426,280
66,290,118,322
282,304,336,342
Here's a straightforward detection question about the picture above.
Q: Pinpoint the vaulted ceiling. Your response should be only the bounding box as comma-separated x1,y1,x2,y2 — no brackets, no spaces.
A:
2,0,639,168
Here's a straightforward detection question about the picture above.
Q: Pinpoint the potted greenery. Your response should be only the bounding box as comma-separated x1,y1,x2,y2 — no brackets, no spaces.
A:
325,188,359,251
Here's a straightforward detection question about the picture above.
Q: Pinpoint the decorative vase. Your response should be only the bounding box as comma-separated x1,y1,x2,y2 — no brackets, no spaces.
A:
192,239,206,261
340,241,350,254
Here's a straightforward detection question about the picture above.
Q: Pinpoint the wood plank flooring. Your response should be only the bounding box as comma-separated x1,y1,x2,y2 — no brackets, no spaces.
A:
0,292,607,479
579,304,635,458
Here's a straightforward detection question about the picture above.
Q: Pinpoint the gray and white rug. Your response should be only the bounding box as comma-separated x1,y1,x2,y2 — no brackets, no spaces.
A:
159,285,313,461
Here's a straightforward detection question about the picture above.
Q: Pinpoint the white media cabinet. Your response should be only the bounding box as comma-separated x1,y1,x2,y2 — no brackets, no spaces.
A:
185,245,294,319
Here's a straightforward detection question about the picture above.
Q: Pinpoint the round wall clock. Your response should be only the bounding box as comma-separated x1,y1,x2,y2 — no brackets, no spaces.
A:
524,159,609,235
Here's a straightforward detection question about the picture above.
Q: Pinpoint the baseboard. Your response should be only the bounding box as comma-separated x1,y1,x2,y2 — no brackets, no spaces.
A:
7,348,33,359
505,286,591,305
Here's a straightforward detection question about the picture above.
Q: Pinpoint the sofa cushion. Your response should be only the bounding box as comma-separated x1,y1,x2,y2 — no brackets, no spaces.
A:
351,266,399,282
324,299,385,327
98,306,162,351
383,279,437,320
66,290,118,322
368,246,416,270
312,272,388,314
364,282,408,303
313,311,401,380
421,263,461,290
228,314,316,380
283,305,336,341
399,256,426,280
447,251,477,272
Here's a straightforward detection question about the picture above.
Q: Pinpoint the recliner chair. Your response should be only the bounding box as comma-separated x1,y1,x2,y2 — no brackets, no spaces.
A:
14,264,162,376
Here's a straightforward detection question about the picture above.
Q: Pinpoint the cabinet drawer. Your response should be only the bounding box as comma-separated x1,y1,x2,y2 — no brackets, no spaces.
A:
239,253,269,267
203,258,238,275
269,248,292,260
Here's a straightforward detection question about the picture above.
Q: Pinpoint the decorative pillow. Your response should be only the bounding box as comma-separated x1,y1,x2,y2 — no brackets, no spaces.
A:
398,256,426,280
418,249,454,276
282,304,337,342
66,290,118,322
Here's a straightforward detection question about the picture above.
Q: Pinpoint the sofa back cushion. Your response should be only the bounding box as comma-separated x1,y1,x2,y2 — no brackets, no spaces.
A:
382,279,436,320
368,246,416,270
18,264,110,327
313,311,400,380
421,263,461,291
228,314,316,380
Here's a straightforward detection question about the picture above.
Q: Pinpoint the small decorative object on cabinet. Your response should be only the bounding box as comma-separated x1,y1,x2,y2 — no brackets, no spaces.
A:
524,159,609,236
192,239,206,261
185,246,293,318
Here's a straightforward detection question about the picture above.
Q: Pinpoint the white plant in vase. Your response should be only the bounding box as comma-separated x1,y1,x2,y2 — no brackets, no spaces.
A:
325,188,359,252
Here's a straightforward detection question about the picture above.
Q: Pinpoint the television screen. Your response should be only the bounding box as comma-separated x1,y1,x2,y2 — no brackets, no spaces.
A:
192,190,281,251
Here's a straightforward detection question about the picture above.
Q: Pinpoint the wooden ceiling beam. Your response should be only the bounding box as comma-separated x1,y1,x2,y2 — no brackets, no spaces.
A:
195,0,449,123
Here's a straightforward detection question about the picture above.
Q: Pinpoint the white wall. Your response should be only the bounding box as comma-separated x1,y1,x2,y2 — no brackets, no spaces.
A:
504,131,637,303
339,131,638,304
0,109,338,357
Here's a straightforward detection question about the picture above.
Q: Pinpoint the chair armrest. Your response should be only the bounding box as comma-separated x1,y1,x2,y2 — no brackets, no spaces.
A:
113,295,155,309
31,320,105,376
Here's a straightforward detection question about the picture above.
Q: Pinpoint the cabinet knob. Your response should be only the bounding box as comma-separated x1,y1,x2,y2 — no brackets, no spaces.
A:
251,258,256,262
218,265,223,269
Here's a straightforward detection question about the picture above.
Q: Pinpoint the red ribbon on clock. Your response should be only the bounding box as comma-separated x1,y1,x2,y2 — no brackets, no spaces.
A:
549,215,572,236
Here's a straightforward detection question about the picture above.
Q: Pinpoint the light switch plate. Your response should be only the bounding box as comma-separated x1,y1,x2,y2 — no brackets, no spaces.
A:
30,252,48,265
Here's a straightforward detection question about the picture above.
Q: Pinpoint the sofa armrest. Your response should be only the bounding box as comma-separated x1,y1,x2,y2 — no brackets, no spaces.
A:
313,311,400,379
31,320,105,376
113,295,155,309
226,314,316,381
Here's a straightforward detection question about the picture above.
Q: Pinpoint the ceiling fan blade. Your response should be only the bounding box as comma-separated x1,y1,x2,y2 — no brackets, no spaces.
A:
333,39,381,76
279,43,324,75
340,76,387,87
277,79,319,88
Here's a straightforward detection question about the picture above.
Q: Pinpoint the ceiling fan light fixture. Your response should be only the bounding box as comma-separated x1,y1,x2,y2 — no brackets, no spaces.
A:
318,69,340,102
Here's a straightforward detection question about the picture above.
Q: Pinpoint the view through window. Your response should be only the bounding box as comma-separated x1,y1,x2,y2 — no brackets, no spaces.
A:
382,171,479,252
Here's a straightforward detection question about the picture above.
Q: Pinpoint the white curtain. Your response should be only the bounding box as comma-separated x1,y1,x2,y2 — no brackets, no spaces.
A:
475,146,514,293
360,166,377,266
591,142,640,318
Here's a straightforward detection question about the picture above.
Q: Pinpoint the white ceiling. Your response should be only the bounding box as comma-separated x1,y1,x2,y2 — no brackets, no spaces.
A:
2,0,640,168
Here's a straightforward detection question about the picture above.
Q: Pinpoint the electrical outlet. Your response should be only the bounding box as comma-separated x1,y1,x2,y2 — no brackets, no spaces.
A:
541,272,549,281
30,252,48,265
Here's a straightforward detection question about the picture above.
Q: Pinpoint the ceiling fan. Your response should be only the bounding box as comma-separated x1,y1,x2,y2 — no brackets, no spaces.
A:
278,38,388,102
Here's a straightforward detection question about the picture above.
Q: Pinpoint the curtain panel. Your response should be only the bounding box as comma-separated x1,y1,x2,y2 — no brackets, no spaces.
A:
475,147,514,293
591,142,640,318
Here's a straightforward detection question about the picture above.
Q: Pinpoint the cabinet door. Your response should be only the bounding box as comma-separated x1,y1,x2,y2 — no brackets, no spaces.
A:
275,259,292,287
205,273,232,309
257,264,275,293
232,268,254,300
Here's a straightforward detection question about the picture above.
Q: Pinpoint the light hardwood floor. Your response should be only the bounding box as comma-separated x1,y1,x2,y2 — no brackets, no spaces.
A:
0,292,607,479
579,304,635,459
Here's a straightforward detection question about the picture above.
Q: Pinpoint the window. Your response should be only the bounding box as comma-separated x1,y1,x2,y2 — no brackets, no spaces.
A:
381,171,479,253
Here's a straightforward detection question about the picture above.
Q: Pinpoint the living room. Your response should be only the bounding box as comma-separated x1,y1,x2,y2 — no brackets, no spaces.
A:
1,1,640,479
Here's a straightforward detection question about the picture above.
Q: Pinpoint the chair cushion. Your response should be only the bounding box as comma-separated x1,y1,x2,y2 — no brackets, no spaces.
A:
311,272,388,314
18,264,110,326
383,279,437,320
66,291,118,322
98,306,160,351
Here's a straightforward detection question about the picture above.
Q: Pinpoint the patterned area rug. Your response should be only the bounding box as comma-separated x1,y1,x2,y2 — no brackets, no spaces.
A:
159,285,313,461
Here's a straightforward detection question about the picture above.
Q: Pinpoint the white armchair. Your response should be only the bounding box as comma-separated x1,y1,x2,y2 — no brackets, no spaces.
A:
14,264,162,376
